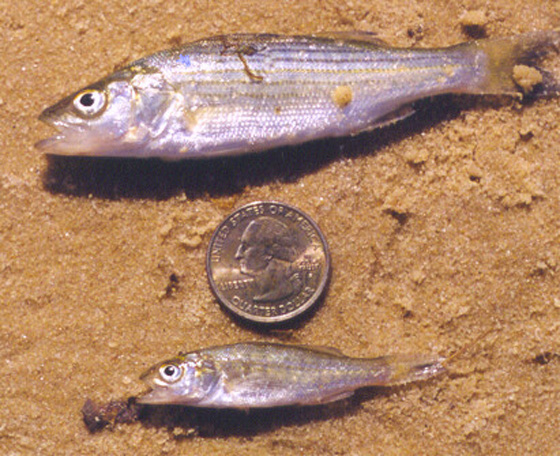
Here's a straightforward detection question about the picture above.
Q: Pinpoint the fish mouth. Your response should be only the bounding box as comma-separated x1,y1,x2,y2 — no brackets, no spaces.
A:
35,133,71,154
137,369,172,405
35,128,99,156
36,111,99,156
137,367,199,406
35,122,141,157
137,387,204,406
36,110,143,157
136,388,174,405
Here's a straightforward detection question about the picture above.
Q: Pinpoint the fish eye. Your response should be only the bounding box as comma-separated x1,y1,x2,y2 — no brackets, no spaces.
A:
159,364,182,383
73,89,106,117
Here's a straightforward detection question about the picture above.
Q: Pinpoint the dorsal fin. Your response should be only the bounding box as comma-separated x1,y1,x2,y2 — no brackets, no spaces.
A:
312,31,388,47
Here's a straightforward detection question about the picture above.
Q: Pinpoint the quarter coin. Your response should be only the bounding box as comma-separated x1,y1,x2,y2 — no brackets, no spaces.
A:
206,201,330,323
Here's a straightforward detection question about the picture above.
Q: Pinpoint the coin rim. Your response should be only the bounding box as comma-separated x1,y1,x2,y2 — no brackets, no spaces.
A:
206,201,331,323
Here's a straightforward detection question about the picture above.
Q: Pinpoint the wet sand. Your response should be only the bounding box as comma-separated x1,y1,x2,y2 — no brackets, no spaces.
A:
1,1,559,454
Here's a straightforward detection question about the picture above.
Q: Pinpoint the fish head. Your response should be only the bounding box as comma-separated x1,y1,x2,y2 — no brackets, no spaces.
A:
36,68,177,157
137,353,218,405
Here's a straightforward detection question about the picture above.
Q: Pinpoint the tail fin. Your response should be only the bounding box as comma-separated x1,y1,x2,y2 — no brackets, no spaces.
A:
466,31,560,97
382,354,446,386
381,328,497,386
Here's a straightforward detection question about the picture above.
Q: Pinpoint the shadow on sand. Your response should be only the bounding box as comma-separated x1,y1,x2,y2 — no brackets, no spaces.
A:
42,96,483,201
82,385,413,437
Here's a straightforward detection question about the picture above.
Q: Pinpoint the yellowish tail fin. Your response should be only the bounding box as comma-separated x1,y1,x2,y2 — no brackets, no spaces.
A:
382,328,497,386
466,31,560,96
440,328,497,368
382,354,446,386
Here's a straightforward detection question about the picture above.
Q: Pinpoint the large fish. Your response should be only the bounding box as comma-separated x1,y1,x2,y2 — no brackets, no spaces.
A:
137,342,445,408
37,31,559,159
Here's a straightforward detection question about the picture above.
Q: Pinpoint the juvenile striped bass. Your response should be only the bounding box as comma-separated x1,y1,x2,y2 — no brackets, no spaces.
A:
37,31,560,159
137,342,445,408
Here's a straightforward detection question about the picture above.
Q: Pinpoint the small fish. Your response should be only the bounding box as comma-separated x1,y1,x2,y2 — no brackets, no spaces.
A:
37,31,560,159
137,342,445,408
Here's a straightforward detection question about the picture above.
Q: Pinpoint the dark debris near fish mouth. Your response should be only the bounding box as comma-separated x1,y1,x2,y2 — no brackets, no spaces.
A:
82,398,142,433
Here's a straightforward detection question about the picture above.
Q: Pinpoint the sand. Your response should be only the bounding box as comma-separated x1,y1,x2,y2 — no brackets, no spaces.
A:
1,0,559,454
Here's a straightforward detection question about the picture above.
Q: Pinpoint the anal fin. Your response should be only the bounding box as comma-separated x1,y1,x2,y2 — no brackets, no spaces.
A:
352,104,416,136
302,390,355,406
373,105,416,129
